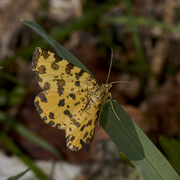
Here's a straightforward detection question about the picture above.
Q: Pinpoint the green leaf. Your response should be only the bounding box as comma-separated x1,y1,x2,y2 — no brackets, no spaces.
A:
101,103,180,179
24,20,180,179
7,167,33,180
159,135,180,174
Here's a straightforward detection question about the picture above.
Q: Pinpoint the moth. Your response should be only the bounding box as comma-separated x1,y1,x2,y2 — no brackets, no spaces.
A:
32,47,130,151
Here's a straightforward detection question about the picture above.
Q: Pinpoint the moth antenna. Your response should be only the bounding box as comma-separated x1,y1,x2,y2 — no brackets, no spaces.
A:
110,81,134,85
106,47,113,84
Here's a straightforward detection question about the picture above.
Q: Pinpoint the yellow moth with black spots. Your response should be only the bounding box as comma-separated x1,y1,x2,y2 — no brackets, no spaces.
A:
32,47,130,151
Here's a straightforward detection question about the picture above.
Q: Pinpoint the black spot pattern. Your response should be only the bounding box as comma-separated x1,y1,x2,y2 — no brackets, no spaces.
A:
58,99,65,107
64,110,72,118
69,93,76,100
38,92,47,103
34,100,43,114
72,119,80,127
48,121,55,126
55,124,61,129
43,82,50,90
54,54,63,62
74,102,80,106
75,81,80,86
42,116,47,121
70,136,75,141
80,125,85,131
51,62,59,70
49,112,55,119
57,79,66,96
32,48,40,69
38,65,46,74
75,69,84,80
41,48,50,59
65,63,74,76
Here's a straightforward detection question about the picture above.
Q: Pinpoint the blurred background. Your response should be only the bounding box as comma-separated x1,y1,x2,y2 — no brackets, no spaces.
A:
0,0,180,179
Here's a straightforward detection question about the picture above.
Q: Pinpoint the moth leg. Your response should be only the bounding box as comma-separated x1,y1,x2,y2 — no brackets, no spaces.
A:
97,95,107,124
97,104,103,124
106,93,121,121
97,92,110,123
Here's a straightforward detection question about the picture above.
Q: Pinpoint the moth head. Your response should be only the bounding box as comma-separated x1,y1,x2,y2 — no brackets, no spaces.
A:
103,83,113,91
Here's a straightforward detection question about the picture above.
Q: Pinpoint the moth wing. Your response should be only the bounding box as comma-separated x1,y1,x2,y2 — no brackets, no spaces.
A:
32,47,97,92
66,90,106,151
34,90,103,151
32,47,105,151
